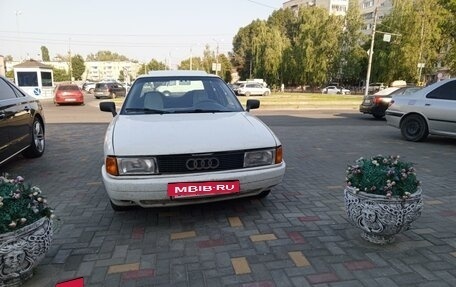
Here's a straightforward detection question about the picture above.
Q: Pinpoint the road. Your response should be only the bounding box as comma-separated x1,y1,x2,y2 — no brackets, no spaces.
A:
3,97,456,287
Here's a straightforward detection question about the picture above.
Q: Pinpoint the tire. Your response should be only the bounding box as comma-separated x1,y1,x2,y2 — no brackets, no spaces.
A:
89,88,94,94
163,91,171,97
23,118,45,158
110,200,132,211
400,114,429,142
111,92,116,99
372,112,385,119
263,91,270,96
255,189,271,199
95,96,100,99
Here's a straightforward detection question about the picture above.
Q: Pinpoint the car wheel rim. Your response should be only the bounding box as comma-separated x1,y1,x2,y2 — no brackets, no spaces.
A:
33,121,45,153
406,121,420,136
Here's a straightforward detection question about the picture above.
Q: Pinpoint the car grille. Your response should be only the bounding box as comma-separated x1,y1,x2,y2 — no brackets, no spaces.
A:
157,151,244,174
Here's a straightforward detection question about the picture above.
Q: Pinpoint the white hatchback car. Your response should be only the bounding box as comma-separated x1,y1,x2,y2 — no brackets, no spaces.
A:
100,70,286,210
321,86,350,95
386,78,456,142
236,82,271,96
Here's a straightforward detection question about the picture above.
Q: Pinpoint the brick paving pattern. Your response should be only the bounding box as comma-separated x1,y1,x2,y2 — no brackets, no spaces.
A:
1,112,456,287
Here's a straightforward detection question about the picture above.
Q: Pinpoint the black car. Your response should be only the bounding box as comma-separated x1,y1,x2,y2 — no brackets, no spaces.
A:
0,76,45,166
359,86,421,119
93,81,126,99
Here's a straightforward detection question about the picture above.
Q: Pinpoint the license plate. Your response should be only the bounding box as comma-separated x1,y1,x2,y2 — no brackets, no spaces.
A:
168,180,240,198
65,98,76,101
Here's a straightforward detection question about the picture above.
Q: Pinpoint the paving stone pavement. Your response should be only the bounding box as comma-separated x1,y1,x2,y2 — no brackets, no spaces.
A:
2,111,456,287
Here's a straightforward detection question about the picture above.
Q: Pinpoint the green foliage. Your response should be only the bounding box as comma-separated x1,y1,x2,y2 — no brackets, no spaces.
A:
71,54,85,81
52,67,69,82
41,46,50,61
140,59,168,75
0,175,54,234
5,70,14,80
346,155,420,198
86,51,131,61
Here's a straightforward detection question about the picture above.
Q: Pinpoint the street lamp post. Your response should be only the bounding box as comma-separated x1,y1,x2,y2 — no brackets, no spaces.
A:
364,7,378,97
15,10,22,60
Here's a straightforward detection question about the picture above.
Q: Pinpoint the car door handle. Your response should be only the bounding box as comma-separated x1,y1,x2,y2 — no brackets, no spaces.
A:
425,103,431,106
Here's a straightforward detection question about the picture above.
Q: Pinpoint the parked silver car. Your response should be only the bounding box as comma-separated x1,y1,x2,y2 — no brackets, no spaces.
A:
237,82,270,96
321,86,350,95
386,78,456,141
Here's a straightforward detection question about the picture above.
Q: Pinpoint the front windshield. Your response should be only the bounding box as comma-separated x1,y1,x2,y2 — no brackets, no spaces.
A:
121,76,244,114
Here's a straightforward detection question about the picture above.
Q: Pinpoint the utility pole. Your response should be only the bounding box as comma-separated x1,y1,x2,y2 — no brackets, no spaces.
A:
215,42,219,76
69,38,73,83
364,7,377,97
190,47,193,71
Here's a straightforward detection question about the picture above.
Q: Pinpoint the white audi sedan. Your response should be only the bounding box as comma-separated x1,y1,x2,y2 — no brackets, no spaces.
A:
100,70,286,210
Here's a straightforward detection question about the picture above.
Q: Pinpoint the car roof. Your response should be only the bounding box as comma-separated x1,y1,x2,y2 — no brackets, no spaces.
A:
139,70,214,79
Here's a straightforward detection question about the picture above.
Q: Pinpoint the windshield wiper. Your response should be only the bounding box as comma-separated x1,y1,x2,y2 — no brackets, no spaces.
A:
125,108,171,114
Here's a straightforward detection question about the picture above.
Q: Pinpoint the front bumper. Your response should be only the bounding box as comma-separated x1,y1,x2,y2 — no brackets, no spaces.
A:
101,162,286,207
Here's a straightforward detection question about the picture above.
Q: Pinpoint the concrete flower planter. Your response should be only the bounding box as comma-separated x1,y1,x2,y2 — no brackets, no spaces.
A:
0,217,53,287
344,186,423,244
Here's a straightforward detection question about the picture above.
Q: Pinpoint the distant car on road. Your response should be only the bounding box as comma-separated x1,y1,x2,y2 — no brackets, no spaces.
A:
53,84,84,105
82,82,96,94
386,78,456,141
362,82,386,94
94,81,126,99
360,86,421,119
321,86,350,95
0,75,45,166
236,82,271,96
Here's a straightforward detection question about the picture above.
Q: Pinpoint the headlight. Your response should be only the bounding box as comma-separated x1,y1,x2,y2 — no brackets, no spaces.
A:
244,149,275,167
106,156,158,175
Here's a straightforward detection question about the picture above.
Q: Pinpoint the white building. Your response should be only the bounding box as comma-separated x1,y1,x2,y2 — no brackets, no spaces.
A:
282,0,393,33
360,0,393,34
6,60,143,83
283,0,349,16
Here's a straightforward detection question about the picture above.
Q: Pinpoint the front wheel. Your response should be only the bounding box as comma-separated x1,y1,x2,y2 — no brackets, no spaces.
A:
89,88,94,94
23,118,45,158
111,92,117,99
400,114,428,142
255,189,271,199
263,91,270,96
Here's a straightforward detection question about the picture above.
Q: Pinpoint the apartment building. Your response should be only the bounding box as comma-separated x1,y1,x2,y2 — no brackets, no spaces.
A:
283,0,349,16
360,0,393,34
282,0,393,33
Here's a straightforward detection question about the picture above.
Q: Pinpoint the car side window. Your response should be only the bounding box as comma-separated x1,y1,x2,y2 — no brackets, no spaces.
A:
0,78,18,100
426,81,456,100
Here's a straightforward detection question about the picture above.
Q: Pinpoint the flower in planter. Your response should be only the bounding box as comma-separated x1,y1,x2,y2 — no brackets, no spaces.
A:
0,175,54,235
345,155,420,199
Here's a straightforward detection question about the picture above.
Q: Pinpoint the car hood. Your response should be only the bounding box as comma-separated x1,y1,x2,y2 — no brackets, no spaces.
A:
105,112,280,155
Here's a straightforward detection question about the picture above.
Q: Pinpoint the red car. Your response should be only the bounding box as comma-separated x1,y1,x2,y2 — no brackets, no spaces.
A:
54,84,84,105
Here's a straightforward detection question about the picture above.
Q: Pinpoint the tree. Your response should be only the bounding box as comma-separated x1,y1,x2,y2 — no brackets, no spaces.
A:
4,55,13,62
138,59,168,75
52,67,69,82
40,46,50,61
337,0,367,86
86,51,130,61
293,7,343,88
372,0,448,84
118,70,125,82
71,54,85,80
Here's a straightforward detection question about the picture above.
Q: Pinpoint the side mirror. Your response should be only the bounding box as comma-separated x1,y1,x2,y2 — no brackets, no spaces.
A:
246,99,260,112
99,102,117,117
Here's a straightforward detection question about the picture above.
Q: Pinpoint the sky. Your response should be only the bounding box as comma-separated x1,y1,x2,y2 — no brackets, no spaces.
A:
0,0,285,66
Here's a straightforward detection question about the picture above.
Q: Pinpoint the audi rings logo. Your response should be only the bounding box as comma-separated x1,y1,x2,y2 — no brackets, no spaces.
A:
186,157,220,171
